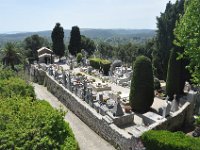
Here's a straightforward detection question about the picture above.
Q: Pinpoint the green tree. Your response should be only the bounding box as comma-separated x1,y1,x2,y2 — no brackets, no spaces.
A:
76,53,82,63
0,42,22,70
51,23,65,59
23,34,49,63
129,56,154,113
81,35,95,56
153,0,185,80
174,0,200,84
68,26,81,56
166,49,181,99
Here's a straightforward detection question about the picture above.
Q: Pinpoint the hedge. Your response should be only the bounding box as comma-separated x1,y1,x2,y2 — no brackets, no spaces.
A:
141,130,200,150
89,58,111,75
0,96,79,150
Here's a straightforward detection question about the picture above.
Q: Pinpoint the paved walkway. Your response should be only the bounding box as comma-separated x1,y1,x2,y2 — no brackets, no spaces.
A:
33,83,115,150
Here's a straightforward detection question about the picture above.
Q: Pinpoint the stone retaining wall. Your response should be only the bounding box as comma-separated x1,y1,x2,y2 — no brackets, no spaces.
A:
39,70,136,150
31,66,195,150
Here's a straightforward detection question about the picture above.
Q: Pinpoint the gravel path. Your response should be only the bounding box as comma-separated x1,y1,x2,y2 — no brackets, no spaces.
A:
33,83,115,150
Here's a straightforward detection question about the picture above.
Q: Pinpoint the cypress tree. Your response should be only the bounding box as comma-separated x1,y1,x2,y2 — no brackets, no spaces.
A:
68,26,81,56
51,23,65,59
166,48,189,100
129,56,154,113
153,0,185,80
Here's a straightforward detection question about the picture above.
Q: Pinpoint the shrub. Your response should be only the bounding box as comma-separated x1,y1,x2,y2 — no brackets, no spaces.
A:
76,53,83,63
0,69,16,80
141,130,200,150
101,59,111,75
0,77,35,98
89,58,111,75
0,96,79,150
129,56,154,113
89,58,101,69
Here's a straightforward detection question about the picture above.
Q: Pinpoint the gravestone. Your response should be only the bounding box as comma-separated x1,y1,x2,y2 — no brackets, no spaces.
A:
171,94,179,112
112,99,124,117
67,73,72,91
62,72,66,87
162,96,172,117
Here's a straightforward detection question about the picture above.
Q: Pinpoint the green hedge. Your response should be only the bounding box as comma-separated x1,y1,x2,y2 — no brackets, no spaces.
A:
0,96,79,150
89,58,101,69
89,58,111,75
141,130,200,150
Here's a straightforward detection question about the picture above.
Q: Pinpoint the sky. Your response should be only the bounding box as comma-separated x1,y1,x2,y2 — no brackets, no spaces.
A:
0,0,176,33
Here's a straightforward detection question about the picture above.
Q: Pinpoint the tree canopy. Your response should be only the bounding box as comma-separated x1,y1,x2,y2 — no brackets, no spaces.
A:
68,26,81,56
174,0,200,84
0,42,22,70
81,35,95,56
23,34,49,63
153,0,185,80
51,23,65,59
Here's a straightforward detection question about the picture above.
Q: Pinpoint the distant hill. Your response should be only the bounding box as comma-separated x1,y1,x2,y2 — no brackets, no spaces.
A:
0,29,156,45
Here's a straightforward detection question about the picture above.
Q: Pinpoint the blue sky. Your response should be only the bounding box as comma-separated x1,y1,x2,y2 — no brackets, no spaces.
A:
0,0,176,33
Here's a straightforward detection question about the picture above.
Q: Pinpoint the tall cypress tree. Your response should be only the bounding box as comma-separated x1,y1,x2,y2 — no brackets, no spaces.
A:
68,26,81,56
51,23,65,59
129,56,154,113
166,48,181,99
153,0,185,80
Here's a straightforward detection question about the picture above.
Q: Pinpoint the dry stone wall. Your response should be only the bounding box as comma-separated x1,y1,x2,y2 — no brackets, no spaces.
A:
35,69,137,150
32,66,195,150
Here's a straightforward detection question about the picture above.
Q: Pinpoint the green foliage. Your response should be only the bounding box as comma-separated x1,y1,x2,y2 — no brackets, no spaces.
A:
101,59,111,75
89,58,111,75
141,130,200,150
166,49,181,99
81,35,95,56
0,97,79,150
195,116,200,127
153,0,185,80
0,77,35,98
0,42,22,70
0,69,16,80
89,58,101,69
68,26,81,56
129,56,154,113
174,0,200,84
0,69,78,149
76,53,83,64
23,34,49,63
51,23,65,58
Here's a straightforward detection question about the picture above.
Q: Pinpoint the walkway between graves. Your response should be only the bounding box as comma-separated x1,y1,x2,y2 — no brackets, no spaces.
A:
33,83,116,150
60,64,166,111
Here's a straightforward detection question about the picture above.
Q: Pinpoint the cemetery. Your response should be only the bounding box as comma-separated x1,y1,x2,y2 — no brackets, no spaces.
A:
30,54,200,150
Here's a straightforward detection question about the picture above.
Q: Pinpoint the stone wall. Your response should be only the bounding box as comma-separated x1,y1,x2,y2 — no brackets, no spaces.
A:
38,70,136,150
31,66,195,150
